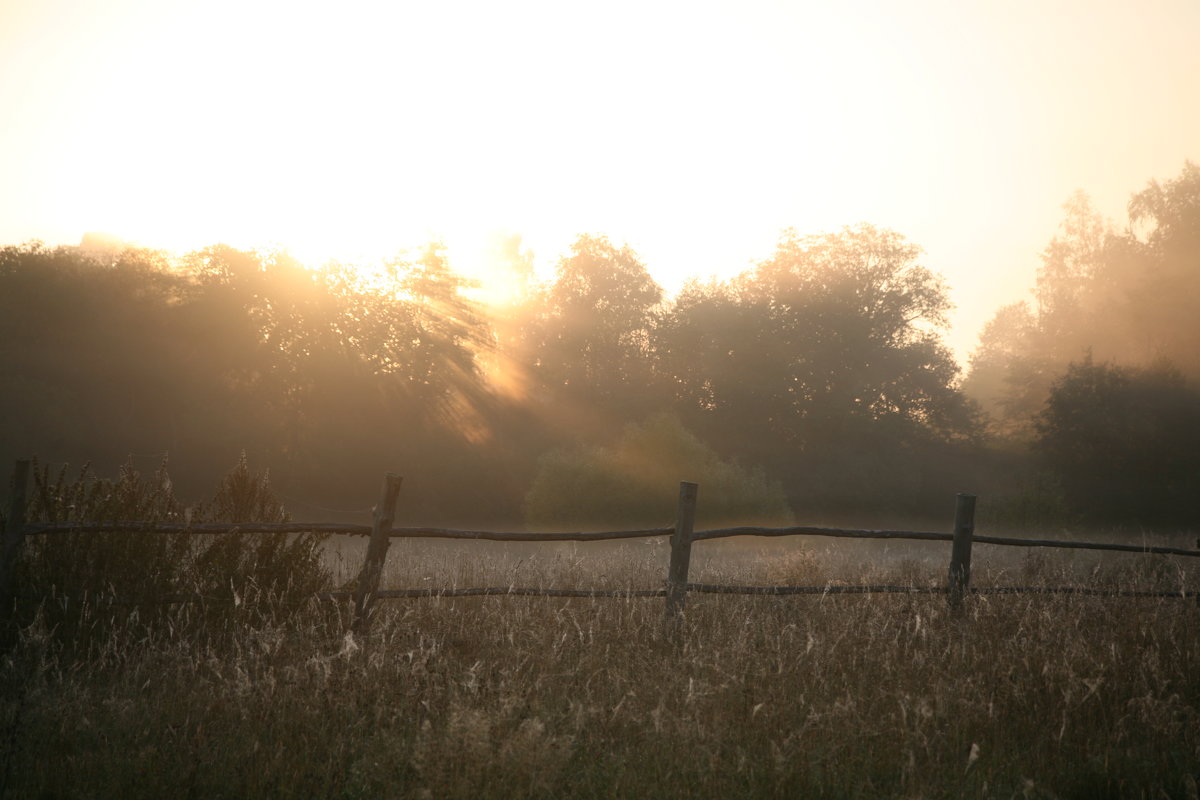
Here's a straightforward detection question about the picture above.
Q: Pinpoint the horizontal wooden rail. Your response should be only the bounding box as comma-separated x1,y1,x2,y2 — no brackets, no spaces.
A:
25,521,1200,558
22,522,677,542
970,534,1200,558
326,587,668,599
23,522,375,536
354,584,1197,600
970,586,1199,598
692,525,1200,557
25,583,1196,607
688,583,1199,598
687,583,946,595
693,526,954,542
15,588,670,605
388,527,675,542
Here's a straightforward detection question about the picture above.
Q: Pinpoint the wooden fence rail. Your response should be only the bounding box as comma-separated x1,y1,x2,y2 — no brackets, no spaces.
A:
4,460,1200,629
21,522,1200,561
22,523,1200,558
44,584,1200,611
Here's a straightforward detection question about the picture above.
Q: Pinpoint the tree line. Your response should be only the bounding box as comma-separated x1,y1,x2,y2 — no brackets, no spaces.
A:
2,162,1197,527
965,162,1200,524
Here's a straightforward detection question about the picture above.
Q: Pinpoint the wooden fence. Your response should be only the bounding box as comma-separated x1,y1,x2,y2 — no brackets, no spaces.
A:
3,461,1199,630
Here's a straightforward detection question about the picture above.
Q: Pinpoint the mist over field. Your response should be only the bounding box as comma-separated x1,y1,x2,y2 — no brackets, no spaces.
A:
3,1,1200,796
4,161,1200,800
3,163,1200,530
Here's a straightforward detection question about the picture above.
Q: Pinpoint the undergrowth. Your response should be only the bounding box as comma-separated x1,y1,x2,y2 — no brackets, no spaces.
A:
2,524,1198,798
7,453,330,635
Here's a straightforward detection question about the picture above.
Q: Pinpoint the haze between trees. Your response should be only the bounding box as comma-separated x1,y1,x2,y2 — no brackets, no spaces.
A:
2,162,1197,527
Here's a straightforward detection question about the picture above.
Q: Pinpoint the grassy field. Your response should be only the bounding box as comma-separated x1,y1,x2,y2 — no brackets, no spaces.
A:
3,535,1199,799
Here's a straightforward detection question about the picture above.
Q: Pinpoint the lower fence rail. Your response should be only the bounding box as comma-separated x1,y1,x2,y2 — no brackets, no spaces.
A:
17,584,1199,608
345,584,1198,600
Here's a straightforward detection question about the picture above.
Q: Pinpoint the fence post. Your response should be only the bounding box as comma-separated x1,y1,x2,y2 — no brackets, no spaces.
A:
664,481,698,630
1,460,31,622
353,473,403,633
947,493,977,611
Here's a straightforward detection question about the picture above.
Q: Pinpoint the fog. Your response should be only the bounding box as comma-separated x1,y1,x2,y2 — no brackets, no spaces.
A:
3,163,1198,530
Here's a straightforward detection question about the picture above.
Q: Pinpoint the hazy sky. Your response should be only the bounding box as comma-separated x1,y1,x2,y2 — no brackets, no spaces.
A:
1,0,1197,362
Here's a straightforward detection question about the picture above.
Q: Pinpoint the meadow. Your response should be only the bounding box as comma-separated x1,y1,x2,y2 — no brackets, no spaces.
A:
3,531,1199,799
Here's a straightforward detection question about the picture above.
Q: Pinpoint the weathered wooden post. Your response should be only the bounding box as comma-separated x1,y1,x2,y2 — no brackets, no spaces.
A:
946,493,977,611
664,481,698,630
1,460,31,622
352,472,403,633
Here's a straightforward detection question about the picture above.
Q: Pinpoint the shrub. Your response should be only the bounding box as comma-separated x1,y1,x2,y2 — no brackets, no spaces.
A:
11,453,330,626
16,457,193,610
523,414,792,528
192,453,330,602
1034,356,1200,525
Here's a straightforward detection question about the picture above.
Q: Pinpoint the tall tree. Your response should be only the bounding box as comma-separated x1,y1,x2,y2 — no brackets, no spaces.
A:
527,234,663,417
1035,191,1111,345
389,243,490,405
1126,161,1200,376
1035,355,1200,525
0,239,512,515
656,225,978,510
966,162,1200,436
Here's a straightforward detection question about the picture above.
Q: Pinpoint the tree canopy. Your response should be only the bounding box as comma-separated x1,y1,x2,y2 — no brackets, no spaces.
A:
966,162,1200,436
1035,355,1200,525
0,241,514,521
654,225,978,511
11,164,1196,528
526,234,662,414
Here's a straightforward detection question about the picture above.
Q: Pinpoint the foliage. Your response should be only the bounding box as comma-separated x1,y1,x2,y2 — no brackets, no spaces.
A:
973,470,1074,529
1034,355,1200,525
966,162,1200,436
192,453,331,602
655,225,980,512
17,457,192,609
660,225,974,441
0,239,513,522
12,455,331,625
523,415,792,528
961,301,1041,437
5,162,1196,527
525,234,663,418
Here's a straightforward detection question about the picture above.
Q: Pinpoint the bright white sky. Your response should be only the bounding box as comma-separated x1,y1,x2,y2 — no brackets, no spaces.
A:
1,0,1197,364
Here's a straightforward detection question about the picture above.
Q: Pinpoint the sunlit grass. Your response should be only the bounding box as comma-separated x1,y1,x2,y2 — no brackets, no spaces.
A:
2,542,1198,798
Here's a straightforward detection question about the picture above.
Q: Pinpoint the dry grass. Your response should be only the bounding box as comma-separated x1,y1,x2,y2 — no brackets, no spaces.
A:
3,538,1199,799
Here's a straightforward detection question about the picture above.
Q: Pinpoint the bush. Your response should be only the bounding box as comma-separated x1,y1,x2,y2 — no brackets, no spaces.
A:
523,414,792,528
975,471,1074,529
195,453,330,601
1034,356,1200,525
16,457,193,610
11,453,331,625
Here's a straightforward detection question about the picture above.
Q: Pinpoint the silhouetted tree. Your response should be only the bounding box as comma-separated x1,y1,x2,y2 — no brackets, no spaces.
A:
0,242,223,464
961,301,1042,436
526,234,663,420
656,225,978,512
0,240,517,520
967,162,1200,436
1126,161,1200,377
1035,355,1200,525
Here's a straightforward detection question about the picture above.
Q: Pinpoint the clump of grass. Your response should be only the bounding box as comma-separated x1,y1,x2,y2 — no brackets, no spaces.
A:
10,453,331,635
2,535,1198,798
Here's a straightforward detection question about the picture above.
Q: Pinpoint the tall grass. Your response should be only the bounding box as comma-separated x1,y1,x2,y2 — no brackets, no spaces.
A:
9,454,331,631
3,534,1198,798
